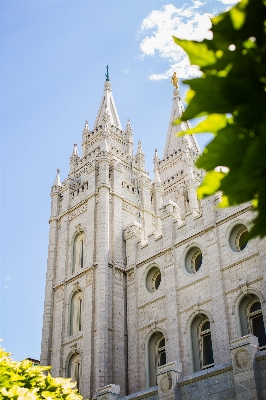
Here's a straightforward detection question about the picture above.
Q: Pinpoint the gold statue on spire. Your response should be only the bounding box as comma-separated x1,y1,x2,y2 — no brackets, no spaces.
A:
171,72,179,89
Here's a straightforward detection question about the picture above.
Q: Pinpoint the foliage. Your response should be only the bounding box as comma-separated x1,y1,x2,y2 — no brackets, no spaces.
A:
0,345,82,400
173,0,266,238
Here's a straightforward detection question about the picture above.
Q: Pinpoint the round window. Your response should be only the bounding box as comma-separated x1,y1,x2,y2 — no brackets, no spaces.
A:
185,247,203,274
146,266,161,293
229,224,248,252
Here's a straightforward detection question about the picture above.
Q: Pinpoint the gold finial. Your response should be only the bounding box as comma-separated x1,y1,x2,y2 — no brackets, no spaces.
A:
171,72,178,89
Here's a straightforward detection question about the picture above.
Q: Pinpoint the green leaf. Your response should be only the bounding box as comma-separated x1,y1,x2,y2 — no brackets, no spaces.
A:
173,37,217,67
172,0,266,238
181,114,227,135
229,7,246,30
197,171,226,199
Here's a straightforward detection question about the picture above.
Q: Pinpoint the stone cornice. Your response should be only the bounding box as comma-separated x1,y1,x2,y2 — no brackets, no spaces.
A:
53,265,95,290
177,275,210,292
136,248,171,268
221,251,259,271
58,196,93,221
138,294,166,309
216,204,252,225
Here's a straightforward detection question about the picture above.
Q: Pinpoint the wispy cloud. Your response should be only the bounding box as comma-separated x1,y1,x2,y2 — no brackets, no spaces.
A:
139,1,238,80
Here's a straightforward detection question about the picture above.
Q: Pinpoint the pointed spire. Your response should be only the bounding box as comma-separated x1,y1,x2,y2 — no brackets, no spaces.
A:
84,120,89,130
126,118,132,131
72,143,79,157
53,168,61,187
153,149,161,183
163,73,200,158
93,73,122,130
136,140,144,154
153,148,160,169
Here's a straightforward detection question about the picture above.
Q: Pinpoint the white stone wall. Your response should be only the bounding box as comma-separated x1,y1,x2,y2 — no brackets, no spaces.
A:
41,82,266,399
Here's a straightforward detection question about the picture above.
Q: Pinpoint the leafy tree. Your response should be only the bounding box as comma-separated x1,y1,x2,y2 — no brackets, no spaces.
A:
0,345,82,399
173,0,266,238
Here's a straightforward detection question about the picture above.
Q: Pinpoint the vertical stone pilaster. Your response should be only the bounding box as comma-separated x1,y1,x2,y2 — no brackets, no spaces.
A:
124,222,143,394
157,361,182,400
40,179,61,367
111,160,127,395
230,335,260,400
153,181,163,236
95,148,110,391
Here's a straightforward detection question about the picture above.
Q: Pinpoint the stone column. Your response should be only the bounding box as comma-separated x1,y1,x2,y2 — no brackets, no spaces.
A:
157,361,182,400
40,173,61,367
230,334,259,400
124,222,143,394
94,143,110,390
96,384,120,400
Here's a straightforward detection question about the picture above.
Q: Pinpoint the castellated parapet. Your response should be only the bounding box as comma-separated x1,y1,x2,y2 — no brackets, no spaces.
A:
41,78,266,400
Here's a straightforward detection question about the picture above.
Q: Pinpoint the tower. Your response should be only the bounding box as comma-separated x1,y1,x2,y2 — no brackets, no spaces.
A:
41,72,266,400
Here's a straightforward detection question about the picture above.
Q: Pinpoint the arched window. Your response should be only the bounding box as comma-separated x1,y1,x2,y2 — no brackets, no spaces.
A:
148,332,166,387
72,232,84,273
239,295,266,349
191,314,214,372
69,291,83,336
67,353,81,390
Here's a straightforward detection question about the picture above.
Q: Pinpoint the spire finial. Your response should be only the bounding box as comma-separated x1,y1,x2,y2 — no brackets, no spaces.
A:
72,143,79,157
153,148,160,169
105,65,110,81
54,168,61,187
137,140,144,154
171,72,178,89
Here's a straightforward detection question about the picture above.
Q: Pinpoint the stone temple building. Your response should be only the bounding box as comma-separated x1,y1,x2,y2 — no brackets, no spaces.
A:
41,75,266,400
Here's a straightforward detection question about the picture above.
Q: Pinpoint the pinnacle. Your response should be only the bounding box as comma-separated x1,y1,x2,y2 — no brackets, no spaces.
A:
72,143,79,157
53,168,61,187
136,140,144,154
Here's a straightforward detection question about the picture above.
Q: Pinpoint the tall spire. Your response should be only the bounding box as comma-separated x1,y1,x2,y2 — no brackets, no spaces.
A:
163,73,200,158
93,69,122,130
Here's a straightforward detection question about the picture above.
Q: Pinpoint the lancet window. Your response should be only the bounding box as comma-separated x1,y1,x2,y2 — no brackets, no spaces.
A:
191,314,214,372
67,353,81,390
72,232,84,273
69,291,83,336
239,295,266,349
148,332,166,387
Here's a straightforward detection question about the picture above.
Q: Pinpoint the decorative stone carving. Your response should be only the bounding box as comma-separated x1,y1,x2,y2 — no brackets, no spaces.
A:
115,269,122,281
86,270,93,285
69,204,87,220
234,349,251,369
159,372,172,393
128,270,134,281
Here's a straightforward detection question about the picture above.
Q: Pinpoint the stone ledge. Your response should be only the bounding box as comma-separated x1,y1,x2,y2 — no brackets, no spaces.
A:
256,348,266,361
120,386,158,400
179,362,232,386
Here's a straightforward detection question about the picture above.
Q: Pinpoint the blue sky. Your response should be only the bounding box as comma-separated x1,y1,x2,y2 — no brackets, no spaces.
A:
1,0,235,362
